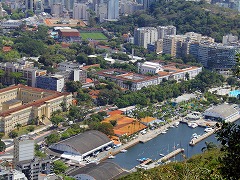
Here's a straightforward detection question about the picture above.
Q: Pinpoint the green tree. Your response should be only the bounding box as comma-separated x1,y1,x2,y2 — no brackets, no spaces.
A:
216,122,240,180
45,133,60,145
8,131,18,138
50,115,65,126
27,126,35,132
0,141,6,152
65,81,82,92
0,133,4,139
53,160,68,174
14,123,22,131
10,72,23,84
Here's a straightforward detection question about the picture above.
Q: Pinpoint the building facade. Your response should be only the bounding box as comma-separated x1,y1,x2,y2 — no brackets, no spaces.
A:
157,25,176,39
13,135,34,166
73,3,89,20
107,0,119,20
134,27,158,49
0,61,47,87
36,75,64,92
0,85,72,133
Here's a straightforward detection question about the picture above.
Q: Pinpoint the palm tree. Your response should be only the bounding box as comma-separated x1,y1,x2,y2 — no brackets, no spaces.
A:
14,123,22,131
41,114,45,124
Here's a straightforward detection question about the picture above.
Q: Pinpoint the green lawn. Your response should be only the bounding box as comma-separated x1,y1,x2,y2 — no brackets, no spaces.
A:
80,32,108,40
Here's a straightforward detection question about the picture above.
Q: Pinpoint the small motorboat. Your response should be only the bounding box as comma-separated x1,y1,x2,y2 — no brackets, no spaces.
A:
120,149,127,153
159,153,165,157
204,127,214,132
137,158,148,162
106,146,112,151
174,122,180,127
162,130,167,134
108,155,115,159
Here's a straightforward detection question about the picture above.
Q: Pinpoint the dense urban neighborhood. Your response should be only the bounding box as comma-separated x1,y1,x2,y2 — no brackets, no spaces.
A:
0,0,240,179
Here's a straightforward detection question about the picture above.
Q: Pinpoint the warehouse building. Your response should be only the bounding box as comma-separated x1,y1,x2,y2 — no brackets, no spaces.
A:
49,130,113,162
203,103,239,122
67,161,128,180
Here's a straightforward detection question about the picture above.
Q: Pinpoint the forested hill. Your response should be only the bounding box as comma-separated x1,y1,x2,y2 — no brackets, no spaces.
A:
118,149,223,180
103,0,240,42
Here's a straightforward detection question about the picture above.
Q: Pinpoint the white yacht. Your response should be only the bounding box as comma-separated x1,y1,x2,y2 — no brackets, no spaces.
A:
204,127,214,132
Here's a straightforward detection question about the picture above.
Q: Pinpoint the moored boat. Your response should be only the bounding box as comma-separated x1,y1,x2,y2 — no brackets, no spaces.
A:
108,155,115,159
120,149,127,153
204,127,214,132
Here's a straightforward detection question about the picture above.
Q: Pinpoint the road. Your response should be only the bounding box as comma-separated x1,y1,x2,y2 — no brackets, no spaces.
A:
4,130,53,155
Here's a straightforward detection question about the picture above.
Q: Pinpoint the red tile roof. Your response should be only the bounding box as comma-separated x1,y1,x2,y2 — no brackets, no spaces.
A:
2,46,12,52
0,84,71,117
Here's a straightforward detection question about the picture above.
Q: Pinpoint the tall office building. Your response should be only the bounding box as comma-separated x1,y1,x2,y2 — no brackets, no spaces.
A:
134,27,158,48
13,135,34,166
73,3,89,20
157,25,176,39
107,0,119,20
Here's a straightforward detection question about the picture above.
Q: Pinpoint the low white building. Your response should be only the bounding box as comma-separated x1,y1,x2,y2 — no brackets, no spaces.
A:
138,62,163,74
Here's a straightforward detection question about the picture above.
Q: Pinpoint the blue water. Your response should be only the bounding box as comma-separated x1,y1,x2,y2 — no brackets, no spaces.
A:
109,120,240,170
229,90,240,97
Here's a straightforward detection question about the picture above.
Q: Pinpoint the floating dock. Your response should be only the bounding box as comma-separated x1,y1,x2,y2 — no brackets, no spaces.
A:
189,128,219,146
158,148,185,163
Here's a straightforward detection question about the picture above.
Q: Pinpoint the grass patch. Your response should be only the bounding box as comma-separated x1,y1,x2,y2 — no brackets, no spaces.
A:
80,32,108,40
3,125,45,138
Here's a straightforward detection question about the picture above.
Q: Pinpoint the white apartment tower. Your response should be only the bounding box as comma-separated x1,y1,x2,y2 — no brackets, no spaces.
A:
13,135,34,166
73,3,89,20
107,0,119,19
157,25,176,39
134,27,158,48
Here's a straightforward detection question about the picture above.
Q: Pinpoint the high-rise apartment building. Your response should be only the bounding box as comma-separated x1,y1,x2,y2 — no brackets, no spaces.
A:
134,27,158,48
189,42,240,70
162,35,186,57
157,25,176,39
73,3,89,20
13,135,34,166
25,0,34,11
143,0,155,9
107,0,119,19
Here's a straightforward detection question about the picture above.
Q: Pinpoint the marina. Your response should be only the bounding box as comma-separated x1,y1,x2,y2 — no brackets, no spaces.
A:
109,119,240,170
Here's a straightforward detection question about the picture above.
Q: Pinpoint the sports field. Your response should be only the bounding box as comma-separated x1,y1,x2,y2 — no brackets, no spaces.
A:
80,32,108,40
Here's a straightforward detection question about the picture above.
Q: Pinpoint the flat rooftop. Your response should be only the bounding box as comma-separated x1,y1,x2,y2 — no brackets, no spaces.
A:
97,69,158,83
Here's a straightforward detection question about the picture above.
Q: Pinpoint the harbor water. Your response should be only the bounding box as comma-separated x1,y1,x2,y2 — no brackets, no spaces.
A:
109,120,240,170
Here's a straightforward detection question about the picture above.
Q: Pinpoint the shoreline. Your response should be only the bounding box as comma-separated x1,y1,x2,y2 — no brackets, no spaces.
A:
99,115,240,162
99,119,181,162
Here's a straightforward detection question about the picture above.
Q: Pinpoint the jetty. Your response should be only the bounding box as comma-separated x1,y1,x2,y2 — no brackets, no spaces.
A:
189,128,219,146
158,148,185,163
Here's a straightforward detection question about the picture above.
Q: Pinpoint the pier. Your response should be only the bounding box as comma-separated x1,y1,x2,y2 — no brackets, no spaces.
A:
158,148,185,163
189,128,220,146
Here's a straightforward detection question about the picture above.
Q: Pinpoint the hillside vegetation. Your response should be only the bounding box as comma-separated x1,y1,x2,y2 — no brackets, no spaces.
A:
119,149,223,180
104,0,240,42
